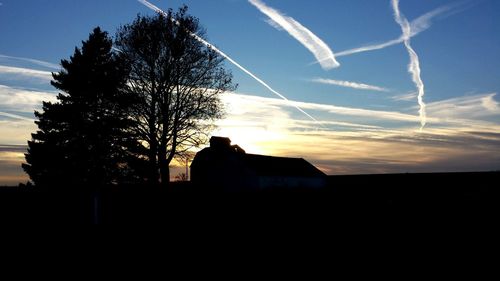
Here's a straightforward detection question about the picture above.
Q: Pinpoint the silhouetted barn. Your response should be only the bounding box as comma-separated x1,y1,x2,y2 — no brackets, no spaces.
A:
191,137,327,190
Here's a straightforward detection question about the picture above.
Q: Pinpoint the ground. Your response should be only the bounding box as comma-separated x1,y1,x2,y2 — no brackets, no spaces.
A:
0,172,498,223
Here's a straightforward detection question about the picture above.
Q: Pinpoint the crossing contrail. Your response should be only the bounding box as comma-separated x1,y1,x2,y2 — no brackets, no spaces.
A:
392,0,427,130
137,0,319,123
336,4,453,58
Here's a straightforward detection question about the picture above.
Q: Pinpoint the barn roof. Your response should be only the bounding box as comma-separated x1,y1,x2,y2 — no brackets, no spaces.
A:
242,154,326,177
192,136,326,178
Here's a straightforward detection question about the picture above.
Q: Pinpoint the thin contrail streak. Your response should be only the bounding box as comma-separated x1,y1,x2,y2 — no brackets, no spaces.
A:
392,0,426,130
0,111,34,121
311,78,390,92
137,0,319,123
248,0,339,70
0,54,59,69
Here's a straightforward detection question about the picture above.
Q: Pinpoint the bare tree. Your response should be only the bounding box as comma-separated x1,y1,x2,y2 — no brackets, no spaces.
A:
115,6,236,186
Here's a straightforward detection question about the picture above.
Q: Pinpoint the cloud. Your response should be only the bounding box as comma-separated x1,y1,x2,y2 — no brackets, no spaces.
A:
425,93,500,119
138,0,319,123
0,84,57,112
270,130,500,175
0,54,59,70
336,3,456,57
2,90,500,185
0,117,36,143
391,91,417,101
0,112,34,122
311,78,390,92
392,0,427,130
212,93,500,175
291,119,382,130
0,146,28,186
0,145,28,153
248,0,339,70
0,65,53,84
0,85,56,148
482,94,500,112
0,161,28,186
230,93,419,122
221,92,500,138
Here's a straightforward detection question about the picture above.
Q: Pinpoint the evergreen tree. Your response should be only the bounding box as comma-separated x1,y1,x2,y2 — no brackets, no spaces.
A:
23,27,141,187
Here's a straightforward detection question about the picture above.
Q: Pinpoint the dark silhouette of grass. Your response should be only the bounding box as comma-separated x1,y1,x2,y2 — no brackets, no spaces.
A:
0,172,498,223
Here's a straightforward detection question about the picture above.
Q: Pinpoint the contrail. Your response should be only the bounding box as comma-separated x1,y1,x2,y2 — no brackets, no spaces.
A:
0,65,53,82
137,0,319,123
248,0,339,70
0,54,59,69
335,4,455,58
312,78,389,92
392,0,426,130
0,111,34,122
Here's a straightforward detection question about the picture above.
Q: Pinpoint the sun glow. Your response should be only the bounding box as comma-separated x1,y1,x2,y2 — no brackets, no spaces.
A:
213,125,285,155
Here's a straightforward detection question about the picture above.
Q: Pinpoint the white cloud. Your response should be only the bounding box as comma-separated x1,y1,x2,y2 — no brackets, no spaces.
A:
2,90,500,184
222,92,500,135
248,0,339,70
214,93,500,175
311,78,389,92
0,149,29,186
0,54,59,70
481,94,500,112
0,85,56,148
0,118,36,145
0,65,53,83
0,111,33,122
0,84,57,112
426,93,500,119
227,92,419,123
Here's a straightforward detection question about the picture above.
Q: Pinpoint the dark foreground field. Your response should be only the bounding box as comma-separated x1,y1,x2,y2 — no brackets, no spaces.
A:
1,172,498,223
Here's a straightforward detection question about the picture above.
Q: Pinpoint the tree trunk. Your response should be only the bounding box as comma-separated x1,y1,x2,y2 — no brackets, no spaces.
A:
148,139,159,185
147,75,159,185
160,162,170,188
158,140,170,187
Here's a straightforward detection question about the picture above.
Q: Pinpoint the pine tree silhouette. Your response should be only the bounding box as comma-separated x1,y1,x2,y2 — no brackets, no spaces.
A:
23,27,143,187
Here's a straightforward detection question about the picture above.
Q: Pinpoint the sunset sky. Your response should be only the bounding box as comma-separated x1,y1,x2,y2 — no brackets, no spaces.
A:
1,0,500,185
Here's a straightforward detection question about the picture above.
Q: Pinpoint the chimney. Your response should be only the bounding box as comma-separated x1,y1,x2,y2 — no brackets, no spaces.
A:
210,136,231,150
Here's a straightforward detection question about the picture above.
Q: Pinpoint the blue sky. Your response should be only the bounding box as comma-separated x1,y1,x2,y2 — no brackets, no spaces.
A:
1,0,500,184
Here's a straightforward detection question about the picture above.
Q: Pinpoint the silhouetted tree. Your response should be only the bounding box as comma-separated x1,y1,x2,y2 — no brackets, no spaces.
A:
23,27,141,187
115,6,236,186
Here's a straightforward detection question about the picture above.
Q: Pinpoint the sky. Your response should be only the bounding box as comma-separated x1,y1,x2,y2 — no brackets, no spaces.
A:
1,0,500,185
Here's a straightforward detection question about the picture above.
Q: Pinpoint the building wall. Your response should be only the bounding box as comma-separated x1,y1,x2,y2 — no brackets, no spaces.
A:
257,176,327,189
191,142,327,190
